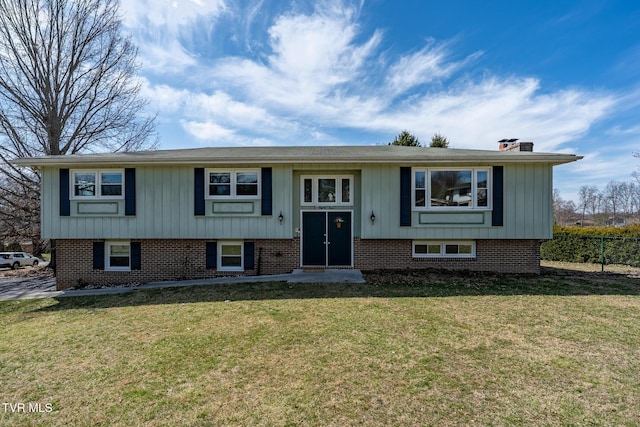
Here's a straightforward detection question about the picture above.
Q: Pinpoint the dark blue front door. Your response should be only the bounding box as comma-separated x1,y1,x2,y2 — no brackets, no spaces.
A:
327,212,352,266
302,212,326,266
302,211,352,266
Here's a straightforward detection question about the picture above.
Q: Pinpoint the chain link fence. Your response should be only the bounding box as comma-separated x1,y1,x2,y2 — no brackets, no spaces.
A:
541,235,640,272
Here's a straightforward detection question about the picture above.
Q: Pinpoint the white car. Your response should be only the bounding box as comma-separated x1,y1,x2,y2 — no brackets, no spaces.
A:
0,252,41,270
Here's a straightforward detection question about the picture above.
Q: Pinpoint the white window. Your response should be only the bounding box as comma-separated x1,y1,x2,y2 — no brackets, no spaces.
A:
71,170,124,199
301,175,353,206
106,241,131,271
413,168,491,209
206,169,260,199
218,241,244,272
413,241,476,258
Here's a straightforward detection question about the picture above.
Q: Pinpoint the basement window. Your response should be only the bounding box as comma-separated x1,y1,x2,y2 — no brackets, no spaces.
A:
413,241,476,258
218,241,244,272
105,241,131,271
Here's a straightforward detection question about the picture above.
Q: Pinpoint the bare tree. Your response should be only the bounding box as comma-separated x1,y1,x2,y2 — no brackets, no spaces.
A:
617,181,635,217
552,188,576,225
603,181,624,224
0,0,157,253
0,173,39,249
632,182,640,217
578,185,599,225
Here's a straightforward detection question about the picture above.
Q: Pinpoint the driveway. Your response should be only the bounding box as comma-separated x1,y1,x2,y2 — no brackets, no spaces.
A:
0,264,57,300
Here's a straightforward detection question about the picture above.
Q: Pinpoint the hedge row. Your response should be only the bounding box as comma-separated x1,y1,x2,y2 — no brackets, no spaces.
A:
540,225,640,267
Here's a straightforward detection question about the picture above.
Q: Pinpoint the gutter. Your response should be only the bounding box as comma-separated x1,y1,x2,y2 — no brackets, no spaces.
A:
12,154,584,167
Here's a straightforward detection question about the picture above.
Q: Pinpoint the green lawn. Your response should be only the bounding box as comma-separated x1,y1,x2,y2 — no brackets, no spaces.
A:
1,271,640,426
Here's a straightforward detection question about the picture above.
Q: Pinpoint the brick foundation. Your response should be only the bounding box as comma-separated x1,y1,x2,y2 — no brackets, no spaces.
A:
354,238,541,274
55,239,300,290
55,238,540,289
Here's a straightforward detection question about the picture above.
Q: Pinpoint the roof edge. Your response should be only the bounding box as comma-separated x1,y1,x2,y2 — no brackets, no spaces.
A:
11,146,583,167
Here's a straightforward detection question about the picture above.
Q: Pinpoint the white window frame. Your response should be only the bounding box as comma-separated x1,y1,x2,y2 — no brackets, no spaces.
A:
412,168,491,210
205,169,261,200
217,241,244,272
300,175,354,206
413,240,476,258
105,241,131,271
70,169,124,200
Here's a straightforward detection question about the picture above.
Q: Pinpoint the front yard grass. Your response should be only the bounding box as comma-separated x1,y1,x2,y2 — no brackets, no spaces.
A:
1,270,640,426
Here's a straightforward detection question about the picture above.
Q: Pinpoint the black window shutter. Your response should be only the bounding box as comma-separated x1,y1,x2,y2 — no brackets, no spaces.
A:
60,169,71,216
400,167,412,226
244,242,255,270
492,166,504,226
93,242,105,270
261,167,273,216
205,242,217,269
124,168,136,216
194,168,205,216
131,242,141,270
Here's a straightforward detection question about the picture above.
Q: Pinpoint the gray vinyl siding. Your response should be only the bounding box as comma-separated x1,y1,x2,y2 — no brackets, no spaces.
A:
42,165,293,239
359,163,553,240
41,161,554,241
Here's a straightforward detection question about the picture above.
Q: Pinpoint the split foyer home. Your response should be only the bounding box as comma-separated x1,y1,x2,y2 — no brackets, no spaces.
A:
14,143,581,289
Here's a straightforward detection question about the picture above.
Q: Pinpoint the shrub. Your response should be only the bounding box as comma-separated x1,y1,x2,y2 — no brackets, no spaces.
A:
5,241,22,251
541,225,640,267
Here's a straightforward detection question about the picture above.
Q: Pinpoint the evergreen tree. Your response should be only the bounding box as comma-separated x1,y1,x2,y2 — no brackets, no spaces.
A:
389,130,420,146
430,133,450,148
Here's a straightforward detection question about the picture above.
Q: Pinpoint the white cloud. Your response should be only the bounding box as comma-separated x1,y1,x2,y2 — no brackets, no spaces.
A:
121,0,227,73
302,76,615,152
608,124,640,136
141,82,189,114
183,91,302,137
385,43,482,97
121,0,226,31
266,6,379,83
132,0,620,156
572,152,629,181
557,144,639,202
213,3,383,110
181,120,235,141
142,82,305,141
205,3,614,152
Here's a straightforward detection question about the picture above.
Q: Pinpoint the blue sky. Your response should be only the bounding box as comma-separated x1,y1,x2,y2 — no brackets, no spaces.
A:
121,0,640,202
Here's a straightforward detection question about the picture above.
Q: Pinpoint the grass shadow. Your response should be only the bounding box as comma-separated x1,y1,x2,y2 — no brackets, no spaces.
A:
31,268,640,312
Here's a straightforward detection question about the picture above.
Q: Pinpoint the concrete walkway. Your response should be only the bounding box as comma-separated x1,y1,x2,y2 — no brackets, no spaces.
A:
0,269,365,301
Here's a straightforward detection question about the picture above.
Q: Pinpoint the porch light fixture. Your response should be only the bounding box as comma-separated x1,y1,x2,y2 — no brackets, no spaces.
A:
278,211,284,223
370,211,376,223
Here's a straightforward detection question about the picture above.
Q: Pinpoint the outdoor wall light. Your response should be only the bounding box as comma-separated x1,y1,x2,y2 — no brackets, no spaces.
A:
278,211,284,223
370,211,376,223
